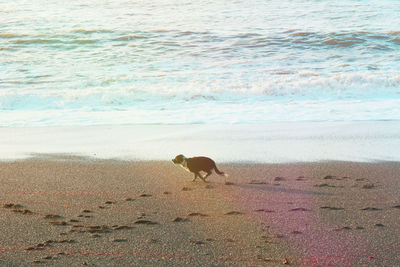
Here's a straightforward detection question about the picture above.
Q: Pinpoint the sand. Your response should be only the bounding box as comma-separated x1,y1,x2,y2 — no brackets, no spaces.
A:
0,157,399,266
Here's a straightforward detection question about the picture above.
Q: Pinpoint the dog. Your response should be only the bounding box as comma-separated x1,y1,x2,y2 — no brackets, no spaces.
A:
172,154,227,182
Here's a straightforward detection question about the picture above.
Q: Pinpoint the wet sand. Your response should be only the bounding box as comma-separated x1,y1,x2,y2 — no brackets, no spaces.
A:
0,158,399,266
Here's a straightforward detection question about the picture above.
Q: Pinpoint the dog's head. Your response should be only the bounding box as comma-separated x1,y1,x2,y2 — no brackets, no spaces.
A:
172,154,186,164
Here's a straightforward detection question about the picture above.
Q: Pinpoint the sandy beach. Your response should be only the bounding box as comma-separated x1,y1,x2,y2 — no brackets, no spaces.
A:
0,158,399,266
2,0,400,266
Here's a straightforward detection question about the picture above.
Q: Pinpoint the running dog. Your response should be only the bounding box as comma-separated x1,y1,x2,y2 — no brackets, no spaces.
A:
172,154,227,182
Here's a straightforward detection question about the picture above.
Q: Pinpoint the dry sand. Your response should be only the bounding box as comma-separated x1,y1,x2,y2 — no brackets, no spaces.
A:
0,157,399,266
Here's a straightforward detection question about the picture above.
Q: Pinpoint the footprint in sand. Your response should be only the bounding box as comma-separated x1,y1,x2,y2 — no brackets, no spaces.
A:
205,184,214,189
181,187,192,191
71,225,112,234
26,244,46,251
173,217,190,222
362,183,376,189
190,239,206,245
274,177,285,182
91,234,101,238
3,203,33,215
44,214,63,220
314,183,341,188
224,211,244,215
163,191,171,195
249,180,267,184
374,223,384,227
49,220,70,226
255,209,275,213
188,212,208,217
105,201,115,205
111,238,127,242
139,194,152,197
320,206,344,211
86,226,112,233
125,197,135,201
291,230,302,235
361,207,382,211
16,209,33,214
3,203,23,209
225,181,235,185
289,207,311,212
113,225,133,230
26,239,76,252
134,220,158,225
392,205,400,209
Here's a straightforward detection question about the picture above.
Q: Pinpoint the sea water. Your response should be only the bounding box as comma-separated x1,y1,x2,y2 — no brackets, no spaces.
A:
1,0,400,126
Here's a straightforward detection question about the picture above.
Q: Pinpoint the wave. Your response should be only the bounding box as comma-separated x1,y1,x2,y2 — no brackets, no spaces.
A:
70,29,113,34
3,28,398,53
226,30,397,50
1,71,399,111
12,38,100,45
322,37,365,47
392,38,400,44
0,33,25,38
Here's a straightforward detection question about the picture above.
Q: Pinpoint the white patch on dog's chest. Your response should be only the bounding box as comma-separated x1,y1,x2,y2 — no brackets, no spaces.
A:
180,160,191,173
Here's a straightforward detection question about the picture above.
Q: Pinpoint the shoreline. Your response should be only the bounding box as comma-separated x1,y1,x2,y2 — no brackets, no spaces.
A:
1,121,400,163
0,158,399,266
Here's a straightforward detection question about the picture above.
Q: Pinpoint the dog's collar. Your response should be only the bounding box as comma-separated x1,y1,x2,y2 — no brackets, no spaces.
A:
182,158,188,168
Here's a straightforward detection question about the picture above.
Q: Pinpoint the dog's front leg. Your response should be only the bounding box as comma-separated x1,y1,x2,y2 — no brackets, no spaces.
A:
192,173,198,182
198,173,206,182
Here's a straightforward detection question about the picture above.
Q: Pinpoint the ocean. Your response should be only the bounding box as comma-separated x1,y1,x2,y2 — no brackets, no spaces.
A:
1,0,399,126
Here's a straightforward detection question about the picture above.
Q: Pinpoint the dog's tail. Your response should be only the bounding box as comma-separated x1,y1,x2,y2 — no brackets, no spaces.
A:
214,164,228,177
